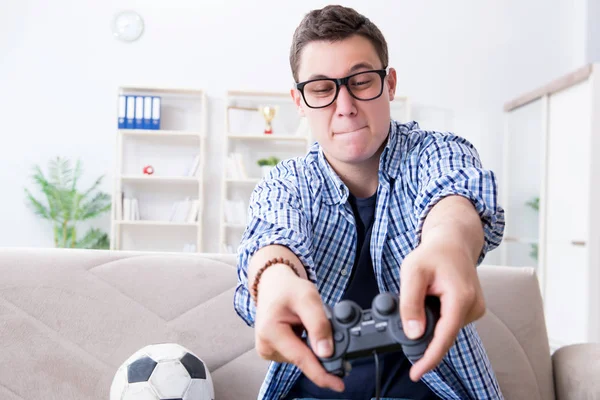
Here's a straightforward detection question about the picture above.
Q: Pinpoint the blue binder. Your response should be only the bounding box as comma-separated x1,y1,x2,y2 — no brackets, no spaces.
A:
151,96,161,130
143,96,152,130
118,95,126,129
134,96,144,129
125,95,135,129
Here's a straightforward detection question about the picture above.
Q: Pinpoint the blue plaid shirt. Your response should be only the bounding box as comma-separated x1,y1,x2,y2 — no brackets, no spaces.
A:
234,120,505,400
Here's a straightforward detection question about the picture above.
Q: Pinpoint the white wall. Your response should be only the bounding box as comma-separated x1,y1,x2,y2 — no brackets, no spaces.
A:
0,0,587,258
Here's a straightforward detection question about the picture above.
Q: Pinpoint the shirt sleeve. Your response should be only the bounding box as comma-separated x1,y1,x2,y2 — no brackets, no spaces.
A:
233,162,316,327
412,132,505,265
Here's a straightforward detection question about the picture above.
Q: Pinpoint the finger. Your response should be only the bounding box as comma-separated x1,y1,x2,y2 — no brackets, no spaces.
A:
272,323,345,392
293,287,334,358
400,262,431,339
409,292,464,381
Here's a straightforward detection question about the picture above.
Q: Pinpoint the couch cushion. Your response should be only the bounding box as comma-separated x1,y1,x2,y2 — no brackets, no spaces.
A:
212,348,270,399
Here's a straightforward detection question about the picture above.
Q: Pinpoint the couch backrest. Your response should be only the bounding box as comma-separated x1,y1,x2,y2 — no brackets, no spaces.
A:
476,265,556,400
0,248,556,400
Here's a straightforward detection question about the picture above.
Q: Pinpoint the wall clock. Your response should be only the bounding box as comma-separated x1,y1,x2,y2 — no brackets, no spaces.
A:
112,11,144,42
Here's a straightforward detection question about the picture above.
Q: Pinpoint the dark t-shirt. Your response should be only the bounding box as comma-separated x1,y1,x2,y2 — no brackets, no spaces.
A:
286,192,440,399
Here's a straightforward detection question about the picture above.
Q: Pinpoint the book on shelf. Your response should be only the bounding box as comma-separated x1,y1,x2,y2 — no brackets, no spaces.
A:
118,94,161,130
226,152,248,179
116,193,141,221
169,197,200,223
186,154,202,177
183,243,197,253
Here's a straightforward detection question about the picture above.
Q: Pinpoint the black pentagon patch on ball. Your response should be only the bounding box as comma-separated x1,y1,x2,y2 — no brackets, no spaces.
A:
127,356,158,383
180,352,206,379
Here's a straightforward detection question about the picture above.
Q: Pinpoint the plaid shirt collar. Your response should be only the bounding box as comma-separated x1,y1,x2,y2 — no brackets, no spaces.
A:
316,120,418,205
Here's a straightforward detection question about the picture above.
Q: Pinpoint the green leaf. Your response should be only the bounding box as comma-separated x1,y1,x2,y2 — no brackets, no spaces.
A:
75,228,110,249
24,188,51,220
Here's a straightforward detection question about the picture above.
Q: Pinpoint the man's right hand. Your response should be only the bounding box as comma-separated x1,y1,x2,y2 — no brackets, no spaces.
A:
253,263,345,393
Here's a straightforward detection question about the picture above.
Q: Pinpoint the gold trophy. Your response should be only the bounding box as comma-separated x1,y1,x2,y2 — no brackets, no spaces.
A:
258,105,277,134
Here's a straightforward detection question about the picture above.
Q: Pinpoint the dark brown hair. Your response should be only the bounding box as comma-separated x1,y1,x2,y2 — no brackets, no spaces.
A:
289,5,389,82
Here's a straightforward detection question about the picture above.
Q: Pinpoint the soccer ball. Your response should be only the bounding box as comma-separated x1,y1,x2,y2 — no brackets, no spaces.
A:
110,343,215,400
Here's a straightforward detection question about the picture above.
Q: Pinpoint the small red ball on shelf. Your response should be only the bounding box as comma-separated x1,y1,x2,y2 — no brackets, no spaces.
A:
142,165,154,175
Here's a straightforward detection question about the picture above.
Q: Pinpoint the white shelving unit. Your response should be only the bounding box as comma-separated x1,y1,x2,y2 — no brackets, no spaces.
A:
500,63,600,351
219,90,312,253
111,86,207,253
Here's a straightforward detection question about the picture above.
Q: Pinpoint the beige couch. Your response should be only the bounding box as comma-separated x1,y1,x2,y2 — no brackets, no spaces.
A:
0,247,598,400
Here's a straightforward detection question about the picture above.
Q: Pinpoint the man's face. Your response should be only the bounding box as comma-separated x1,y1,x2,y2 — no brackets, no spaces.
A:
292,34,397,169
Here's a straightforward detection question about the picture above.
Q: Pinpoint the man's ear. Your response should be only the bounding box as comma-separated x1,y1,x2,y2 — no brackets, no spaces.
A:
386,67,397,101
290,88,306,117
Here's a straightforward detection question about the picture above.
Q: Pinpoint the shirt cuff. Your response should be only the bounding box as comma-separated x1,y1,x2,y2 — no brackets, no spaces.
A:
414,185,505,266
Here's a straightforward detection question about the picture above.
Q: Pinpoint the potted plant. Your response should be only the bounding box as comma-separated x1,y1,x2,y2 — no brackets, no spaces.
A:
24,156,112,249
257,156,280,177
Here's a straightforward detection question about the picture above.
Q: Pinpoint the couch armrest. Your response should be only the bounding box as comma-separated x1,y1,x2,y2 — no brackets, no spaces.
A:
552,343,600,400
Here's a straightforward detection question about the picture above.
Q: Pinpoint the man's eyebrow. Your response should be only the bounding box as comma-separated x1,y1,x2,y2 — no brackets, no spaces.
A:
348,62,375,73
306,62,377,81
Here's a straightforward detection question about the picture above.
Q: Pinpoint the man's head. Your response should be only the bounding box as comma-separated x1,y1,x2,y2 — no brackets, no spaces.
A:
290,5,397,171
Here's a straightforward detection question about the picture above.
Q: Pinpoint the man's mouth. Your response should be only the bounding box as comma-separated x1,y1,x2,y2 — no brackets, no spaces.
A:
333,125,368,135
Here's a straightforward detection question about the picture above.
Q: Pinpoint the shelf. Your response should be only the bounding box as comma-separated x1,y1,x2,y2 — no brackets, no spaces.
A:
112,85,206,254
120,175,200,184
223,223,247,229
116,221,198,227
119,86,205,96
227,134,308,141
503,236,539,245
225,178,261,184
227,105,259,111
120,129,202,138
227,90,289,98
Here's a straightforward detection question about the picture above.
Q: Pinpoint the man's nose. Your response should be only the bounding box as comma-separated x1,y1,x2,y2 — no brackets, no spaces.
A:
335,85,357,116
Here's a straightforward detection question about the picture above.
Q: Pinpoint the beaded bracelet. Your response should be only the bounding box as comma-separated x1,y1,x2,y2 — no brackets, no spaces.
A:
251,257,300,305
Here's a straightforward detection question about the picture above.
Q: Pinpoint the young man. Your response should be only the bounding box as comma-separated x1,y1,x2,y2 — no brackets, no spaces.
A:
233,5,505,400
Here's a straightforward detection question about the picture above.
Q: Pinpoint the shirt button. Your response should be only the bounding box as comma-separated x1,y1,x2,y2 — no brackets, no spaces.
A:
340,269,347,276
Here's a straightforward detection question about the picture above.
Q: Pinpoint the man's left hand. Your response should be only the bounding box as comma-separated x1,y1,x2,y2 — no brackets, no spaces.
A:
400,196,487,382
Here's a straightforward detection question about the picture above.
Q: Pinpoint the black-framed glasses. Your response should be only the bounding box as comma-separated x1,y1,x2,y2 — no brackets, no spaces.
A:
296,68,388,109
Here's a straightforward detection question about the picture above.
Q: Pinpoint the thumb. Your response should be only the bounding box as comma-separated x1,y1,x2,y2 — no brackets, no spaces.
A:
400,264,430,340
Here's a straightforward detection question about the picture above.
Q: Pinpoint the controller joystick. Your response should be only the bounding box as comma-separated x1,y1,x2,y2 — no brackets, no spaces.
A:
306,293,441,377
334,301,359,325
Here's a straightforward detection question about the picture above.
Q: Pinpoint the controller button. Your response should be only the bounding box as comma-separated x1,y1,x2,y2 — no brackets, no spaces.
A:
375,322,387,332
350,327,361,336
334,302,356,324
334,332,344,342
374,294,396,316
362,311,372,321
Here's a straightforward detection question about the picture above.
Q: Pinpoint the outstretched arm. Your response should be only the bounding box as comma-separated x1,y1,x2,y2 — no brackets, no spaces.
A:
401,195,487,381
399,131,504,382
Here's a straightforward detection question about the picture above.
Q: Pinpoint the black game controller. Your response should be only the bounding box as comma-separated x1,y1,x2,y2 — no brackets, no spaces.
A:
306,293,441,377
